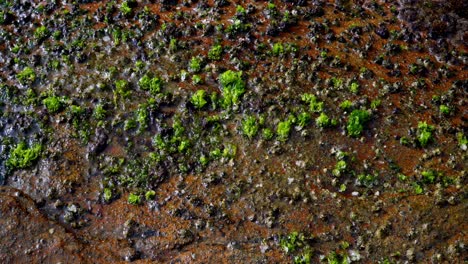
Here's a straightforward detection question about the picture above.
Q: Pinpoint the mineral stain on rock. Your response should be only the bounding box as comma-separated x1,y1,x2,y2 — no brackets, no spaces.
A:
0,0,466,263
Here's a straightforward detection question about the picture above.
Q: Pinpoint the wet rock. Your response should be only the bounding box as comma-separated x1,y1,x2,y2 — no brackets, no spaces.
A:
88,128,108,154
119,247,139,262
0,187,105,263
375,24,389,39
406,247,415,261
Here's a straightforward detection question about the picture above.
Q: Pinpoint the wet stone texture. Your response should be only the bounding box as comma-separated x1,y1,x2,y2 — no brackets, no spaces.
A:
0,0,467,263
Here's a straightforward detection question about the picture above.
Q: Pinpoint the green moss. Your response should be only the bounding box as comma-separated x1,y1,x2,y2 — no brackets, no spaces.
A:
11,44,21,54
219,70,246,108
169,38,178,51
0,10,5,25
7,142,42,169
413,182,424,195
332,160,347,177
320,51,328,58
199,155,209,166
136,105,149,130
370,99,381,110
226,19,251,34
70,105,84,117
262,128,274,140
331,77,344,89
178,139,190,153
417,121,435,147
17,67,36,83
138,74,162,95
349,81,359,94
52,30,61,40
346,109,371,137
421,170,437,184
191,90,208,109
272,42,284,56
316,112,331,128
222,144,237,158
326,251,349,264
93,104,106,120
280,232,302,254
145,190,156,200
242,115,259,139
128,193,141,205
42,96,62,113
300,93,323,113
277,119,293,141
34,25,49,40
120,0,133,16
280,231,312,264
103,188,112,202
189,57,202,73
172,118,185,138
399,136,409,146
357,173,377,187
24,88,37,105
208,43,223,60
439,105,451,115
340,100,353,110
397,173,408,181
124,119,137,131
456,132,467,149
152,134,167,151
112,28,122,45
294,252,311,264
297,112,311,128
192,74,203,84
114,79,131,99
210,148,222,159
235,5,246,14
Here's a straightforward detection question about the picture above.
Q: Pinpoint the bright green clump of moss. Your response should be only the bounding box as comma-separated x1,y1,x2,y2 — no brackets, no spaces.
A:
189,57,203,73
120,0,135,16
103,188,113,202
115,79,131,99
191,90,208,109
277,119,293,141
145,190,156,200
316,112,331,128
138,74,162,95
346,109,371,137
297,112,311,128
439,105,451,115
208,43,223,60
421,170,437,184
332,160,347,177
262,128,274,140
301,93,323,113
42,96,62,113
34,25,49,40
219,70,246,108
128,193,141,205
349,81,359,94
136,105,149,130
272,42,284,56
17,67,36,83
242,115,259,139
192,74,203,84
7,142,42,169
417,121,435,147
340,100,353,110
